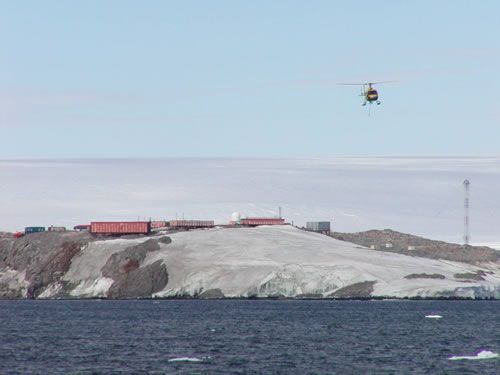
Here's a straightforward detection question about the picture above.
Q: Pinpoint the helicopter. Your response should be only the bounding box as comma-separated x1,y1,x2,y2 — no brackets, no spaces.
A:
337,81,394,106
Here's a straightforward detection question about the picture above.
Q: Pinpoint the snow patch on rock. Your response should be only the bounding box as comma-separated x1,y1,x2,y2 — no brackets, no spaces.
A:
63,237,149,297
38,282,64,298
0,268,29,297
69,277,115,298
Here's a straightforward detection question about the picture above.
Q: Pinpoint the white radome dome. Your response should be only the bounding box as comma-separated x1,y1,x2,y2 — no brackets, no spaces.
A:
231,212,241,222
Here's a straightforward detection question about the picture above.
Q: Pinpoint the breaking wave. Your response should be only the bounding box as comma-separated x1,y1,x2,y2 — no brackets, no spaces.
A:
448,350,499,360
168,357,203,363
425,315,443,319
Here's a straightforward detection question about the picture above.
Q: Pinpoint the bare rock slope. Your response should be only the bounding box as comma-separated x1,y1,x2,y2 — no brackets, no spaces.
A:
331,229,499,264
0,233,168,299
0,231,92,298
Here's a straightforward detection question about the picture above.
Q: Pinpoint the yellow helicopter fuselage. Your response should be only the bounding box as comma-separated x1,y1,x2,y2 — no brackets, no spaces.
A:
365,88,378,102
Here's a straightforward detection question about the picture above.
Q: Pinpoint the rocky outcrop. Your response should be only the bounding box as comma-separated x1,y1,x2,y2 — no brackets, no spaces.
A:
0,269,27,298
0,232,93,298
101,239,168,299
405,273,446,280
158,236,172,245
331,281,376,298
454,271,486,281
102,239,160,279
331,229,499,264
198,288,225,299
107,260,168,299
0,232,171,299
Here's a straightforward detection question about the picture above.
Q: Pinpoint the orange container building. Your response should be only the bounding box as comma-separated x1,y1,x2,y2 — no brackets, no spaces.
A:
90,221,151,234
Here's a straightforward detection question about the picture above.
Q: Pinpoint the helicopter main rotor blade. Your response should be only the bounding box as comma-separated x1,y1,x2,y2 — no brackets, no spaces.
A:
338,80,397,86
336,83,367,85
368,80,397,85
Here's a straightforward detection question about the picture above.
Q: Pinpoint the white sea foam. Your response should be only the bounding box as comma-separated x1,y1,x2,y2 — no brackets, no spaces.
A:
425,315,443,319
168,357,203,363
448,350,499,360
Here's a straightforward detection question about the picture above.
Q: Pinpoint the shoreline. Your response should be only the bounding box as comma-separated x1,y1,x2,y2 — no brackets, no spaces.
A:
2,296,499,301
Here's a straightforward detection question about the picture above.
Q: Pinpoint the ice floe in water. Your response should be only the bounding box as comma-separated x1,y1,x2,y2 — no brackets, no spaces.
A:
425,315,443,319
448,350,499,360
168,357,203,363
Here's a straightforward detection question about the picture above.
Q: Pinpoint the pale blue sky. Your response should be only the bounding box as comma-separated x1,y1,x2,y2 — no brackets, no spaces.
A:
2,1,499,158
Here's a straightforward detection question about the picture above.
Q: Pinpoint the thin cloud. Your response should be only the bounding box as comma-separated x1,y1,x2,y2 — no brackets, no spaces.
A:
0,88,145,129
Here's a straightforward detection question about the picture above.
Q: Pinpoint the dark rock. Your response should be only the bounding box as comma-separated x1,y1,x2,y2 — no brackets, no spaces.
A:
0,282,24,299
330,229,499,264
454,271,486,281
332,281,376,298
0,231,93,297
102,239,160,280
404,273,446,280
158,236,172,245
106,260,168,299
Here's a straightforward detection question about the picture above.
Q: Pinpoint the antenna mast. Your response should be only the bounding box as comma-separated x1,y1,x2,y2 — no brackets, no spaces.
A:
463,179,470,246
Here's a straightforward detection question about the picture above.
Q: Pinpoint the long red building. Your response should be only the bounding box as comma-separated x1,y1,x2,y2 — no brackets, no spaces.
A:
239,218,285,226
90,221,151,235
169,220,214,229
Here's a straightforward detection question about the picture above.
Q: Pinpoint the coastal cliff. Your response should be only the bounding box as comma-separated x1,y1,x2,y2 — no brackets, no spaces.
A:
1,226,499,299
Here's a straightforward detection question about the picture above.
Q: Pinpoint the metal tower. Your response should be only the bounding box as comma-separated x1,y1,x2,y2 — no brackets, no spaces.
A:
463,179,470,246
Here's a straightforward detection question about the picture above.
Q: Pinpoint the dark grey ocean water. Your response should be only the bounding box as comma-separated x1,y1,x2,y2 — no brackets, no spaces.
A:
0,300,498,374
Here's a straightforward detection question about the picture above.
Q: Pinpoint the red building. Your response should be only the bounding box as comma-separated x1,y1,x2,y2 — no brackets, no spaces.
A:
90,221,151,235
151,221,169,229
169,220,214,229
239,218,285,226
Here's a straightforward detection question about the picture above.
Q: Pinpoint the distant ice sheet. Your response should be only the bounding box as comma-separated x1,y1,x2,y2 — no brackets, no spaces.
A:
448,350,499,360
1,157,500,244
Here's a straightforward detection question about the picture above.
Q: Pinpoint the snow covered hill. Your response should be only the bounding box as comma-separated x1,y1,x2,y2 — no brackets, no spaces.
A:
56,226,500,299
